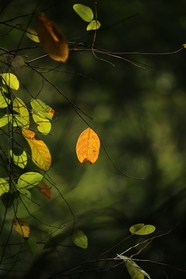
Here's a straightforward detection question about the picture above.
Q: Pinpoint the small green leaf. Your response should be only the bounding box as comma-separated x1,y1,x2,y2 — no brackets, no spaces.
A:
1,192,16,208
129,224,156,235
72,229,88,249
0,113,11,127
17,189,31,207
44,233,67,249
10,148,27,169
18,24,40,43
86,20,101,31
17,172,43,190
32,114,52,135
0,87,11,108
25,238,37,256
31,99,55,120
13,97,29,128
73,4,94,22
126,259,151,279
0,178,9,196
1,73,19,90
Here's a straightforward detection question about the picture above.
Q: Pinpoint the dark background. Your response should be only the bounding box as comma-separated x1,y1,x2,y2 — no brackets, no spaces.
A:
1,0,186,278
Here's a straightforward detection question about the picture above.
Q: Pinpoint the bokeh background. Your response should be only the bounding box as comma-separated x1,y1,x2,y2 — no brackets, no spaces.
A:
1,0,186,278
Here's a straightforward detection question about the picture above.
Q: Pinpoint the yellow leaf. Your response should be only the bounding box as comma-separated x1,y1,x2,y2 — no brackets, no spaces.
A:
76,128,100,164
1,73,19,90
22,129,52,171
37,181,52,199
36,13,69,62
13,218,30,238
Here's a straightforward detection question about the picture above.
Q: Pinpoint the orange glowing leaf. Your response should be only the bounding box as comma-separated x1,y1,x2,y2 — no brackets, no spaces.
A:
37,181,52,199
76,128,100,164
13,218,30,238
22,129,52,171
36,13,69,62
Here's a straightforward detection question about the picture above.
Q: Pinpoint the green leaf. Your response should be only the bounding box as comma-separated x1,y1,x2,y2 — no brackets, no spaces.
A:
0,178,9,196
71,229,88,249
1,73,19,90
182,44,186,48
17,172,43,190
1,192,16,208
73,4,94,22
18,24,40,43
32,114,52,135
31,99,55,120
129,224,156,235
44,233,67,249
25,238,37,256
0,87,11,108
87,20,101,31
0,113,11,127
13,97,29,128
10,148,27,169
17,189,31,207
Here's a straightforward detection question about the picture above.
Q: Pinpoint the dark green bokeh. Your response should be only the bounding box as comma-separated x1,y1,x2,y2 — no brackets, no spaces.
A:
1,0,186,278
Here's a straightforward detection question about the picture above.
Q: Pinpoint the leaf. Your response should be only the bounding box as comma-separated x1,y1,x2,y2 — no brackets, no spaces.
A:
17,172,43,190
0,178,9,196
1,192,16,208
44,233,67,249
129,224,156,235
73,4,94,22
17,189,31,207
13,218,30,238
76,128,100,164
13,97,29,128
22,129,52,171
31,99,55,120
32,114,51,135
37,181,52,199
25,238,37,256
36,13,69,62
72,229,88,249
87,20,101,31
0,87,11,108
1,73,19,90
10,148,27,169
10,55,26,70
0,114,11,127
18,24,40,43
182,44,186,48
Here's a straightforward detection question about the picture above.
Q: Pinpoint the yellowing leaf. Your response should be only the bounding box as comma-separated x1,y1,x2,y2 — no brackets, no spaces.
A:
18,24,40,43
22,129,52,171
17,172,43,190
13,97,29,128
76,128,100,164
37,181,52,199
13,218,30,238
72,229,88,249
36,13,69,62
0,178,9,196
129,224,156,235
87,20,101,31
10,148,27,169
1,73,19,90
73,4,94,22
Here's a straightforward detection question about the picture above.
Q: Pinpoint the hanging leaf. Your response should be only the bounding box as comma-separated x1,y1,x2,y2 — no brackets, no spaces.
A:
1,73,19,90
32,114,52,135
31,99,55,120
0,87,11,108
76,127,100,164
1,192,16,208
13,97,29,128
25,237,37,256
72,229,88,249
37,181,52,199
36,13,69,62
73,4,94,22
0,114,11,127
0,178,9,196
129,224,156,235
87,20,101,31
22,129,52,171
10,148,27,169
13,218,30,238
17,172,43,190
18,24,40,43
17,189,31,207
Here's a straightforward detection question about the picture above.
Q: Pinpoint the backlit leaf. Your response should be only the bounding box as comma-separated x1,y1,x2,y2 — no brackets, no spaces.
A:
10,148,27,169
182,44,186,48
87,20,101,31
13,218,30,238
32,114,51,135
0,87,11,108
22,129,52,171
31,99,55,120
13,97,29,128
129,224,156,235
37,181,52,199
36,13,69,62
25,238,37,256
73,4,94,22
17,172,43,190
18,24,40,43
1,73,19,90
72,229,88,249
76,128,100,164
17,189,31,207
0,114,11,127
0,178,9,196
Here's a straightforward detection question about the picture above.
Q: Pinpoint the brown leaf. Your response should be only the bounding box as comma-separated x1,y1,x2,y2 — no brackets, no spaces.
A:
37,181,52,199
36,13,69,62
13,218,30,238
